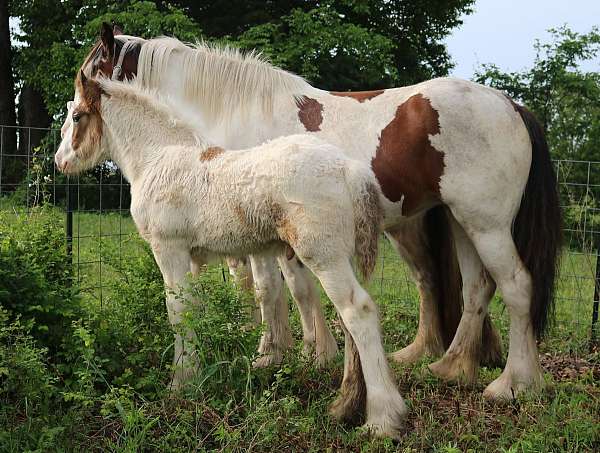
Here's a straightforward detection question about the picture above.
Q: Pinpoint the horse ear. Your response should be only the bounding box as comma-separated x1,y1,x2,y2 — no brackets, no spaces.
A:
112,23,123,36
100,22,115,54
79,69,88,86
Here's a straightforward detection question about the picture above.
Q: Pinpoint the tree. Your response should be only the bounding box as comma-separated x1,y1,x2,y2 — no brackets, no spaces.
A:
0,0,17,166
174,0,475,89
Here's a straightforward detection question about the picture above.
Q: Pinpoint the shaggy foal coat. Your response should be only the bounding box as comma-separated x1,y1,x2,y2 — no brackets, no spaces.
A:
55,75,406,438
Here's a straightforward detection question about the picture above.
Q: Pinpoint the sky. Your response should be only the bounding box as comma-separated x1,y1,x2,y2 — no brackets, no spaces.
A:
445,0,600,79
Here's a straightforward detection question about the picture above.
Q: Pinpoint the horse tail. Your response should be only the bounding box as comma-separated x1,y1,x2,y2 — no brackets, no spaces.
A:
423,206,462,348
346,164,383,280
511,101,562,337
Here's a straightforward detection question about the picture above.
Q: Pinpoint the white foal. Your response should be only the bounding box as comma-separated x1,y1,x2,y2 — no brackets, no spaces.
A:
55,73,406,438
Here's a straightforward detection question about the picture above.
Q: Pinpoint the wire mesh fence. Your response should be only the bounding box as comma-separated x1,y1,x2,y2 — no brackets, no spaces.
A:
1,125,598,347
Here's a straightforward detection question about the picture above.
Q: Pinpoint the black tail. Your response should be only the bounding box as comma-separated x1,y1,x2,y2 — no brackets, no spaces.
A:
424,206,462,348
511,102,562,337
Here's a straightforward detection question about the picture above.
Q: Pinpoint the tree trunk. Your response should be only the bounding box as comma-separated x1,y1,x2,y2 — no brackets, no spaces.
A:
0,0,18,188
18,83,52,155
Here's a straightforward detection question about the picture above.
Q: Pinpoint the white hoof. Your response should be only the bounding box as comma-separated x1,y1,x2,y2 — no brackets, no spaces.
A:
483,367,544,400
363,394,407,440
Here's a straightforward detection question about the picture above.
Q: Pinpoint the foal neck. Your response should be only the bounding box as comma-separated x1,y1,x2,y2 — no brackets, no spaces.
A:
102,94,204,182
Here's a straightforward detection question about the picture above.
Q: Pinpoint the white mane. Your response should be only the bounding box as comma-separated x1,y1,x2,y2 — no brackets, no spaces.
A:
98,78,206,147
136,37,313,123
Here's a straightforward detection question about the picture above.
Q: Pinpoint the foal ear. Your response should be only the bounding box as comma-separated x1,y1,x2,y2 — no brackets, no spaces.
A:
100,22,115,55
112,23,124,36
79,69,88,87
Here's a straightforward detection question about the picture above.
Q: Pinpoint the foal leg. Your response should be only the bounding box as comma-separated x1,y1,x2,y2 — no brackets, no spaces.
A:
311,260,406,438
250,252,294,368
277,255,338,366
469,229,544,399
226,257,260,323
429,218,497,384
152,242,199,389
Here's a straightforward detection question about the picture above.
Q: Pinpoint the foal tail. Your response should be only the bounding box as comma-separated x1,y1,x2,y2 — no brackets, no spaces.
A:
511,102,562,337
346,164,383,280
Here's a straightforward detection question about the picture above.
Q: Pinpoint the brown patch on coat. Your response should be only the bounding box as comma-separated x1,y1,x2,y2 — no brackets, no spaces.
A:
330,90,384,102
200,146,225,161
371,93,444,216
72,72,104,153
270,202,299,246
296,96,323,132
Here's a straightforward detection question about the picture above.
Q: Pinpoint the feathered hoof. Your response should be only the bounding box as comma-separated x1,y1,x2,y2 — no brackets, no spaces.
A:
329,391,366,426
429,351,478,384
252,351,283,369
483,367,544,400
304,333,338,368
363,397,407,440
389,339,444,364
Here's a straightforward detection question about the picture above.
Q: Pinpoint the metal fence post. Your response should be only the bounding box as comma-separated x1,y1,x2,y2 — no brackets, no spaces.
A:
66,176,74,258
592,240,600,348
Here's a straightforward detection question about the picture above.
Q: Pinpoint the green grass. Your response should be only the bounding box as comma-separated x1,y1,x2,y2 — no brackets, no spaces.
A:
1,205,599,452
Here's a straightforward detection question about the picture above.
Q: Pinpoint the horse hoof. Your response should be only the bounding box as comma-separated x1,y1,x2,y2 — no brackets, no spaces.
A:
429,352,478,384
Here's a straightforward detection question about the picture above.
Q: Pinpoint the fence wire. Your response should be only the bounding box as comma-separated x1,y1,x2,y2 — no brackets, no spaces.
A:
1,125,598,347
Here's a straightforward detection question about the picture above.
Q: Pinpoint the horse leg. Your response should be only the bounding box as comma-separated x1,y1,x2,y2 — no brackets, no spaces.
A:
429,216,497,384
277,255,338,366
310,259,406,438
468,228,544,399
151,241,199,390
226,257,260,324
387,209,503,367
386,214,446,362
250,252,294,368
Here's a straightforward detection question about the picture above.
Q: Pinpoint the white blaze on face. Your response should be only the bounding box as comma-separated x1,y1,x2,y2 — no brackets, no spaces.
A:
55,100,77,173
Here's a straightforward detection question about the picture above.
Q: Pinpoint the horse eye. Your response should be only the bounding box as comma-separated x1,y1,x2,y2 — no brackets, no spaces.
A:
72,112,81,123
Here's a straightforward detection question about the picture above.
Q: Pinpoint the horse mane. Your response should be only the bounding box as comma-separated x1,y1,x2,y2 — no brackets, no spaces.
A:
97,77,206,147
136,37,313,123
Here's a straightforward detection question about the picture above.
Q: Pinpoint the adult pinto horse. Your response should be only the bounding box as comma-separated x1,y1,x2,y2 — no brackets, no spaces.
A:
81,24,505,372
79,25,561,402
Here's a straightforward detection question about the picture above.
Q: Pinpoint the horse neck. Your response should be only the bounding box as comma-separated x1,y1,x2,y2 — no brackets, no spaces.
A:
101,97,200,183
156,49,315,146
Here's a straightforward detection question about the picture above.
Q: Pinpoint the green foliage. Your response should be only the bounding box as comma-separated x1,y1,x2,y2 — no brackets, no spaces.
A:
236,5,398,90
178,0,475,88
0,206,81,356
0,309,56,415
475,26,600,163
179,272,262,408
